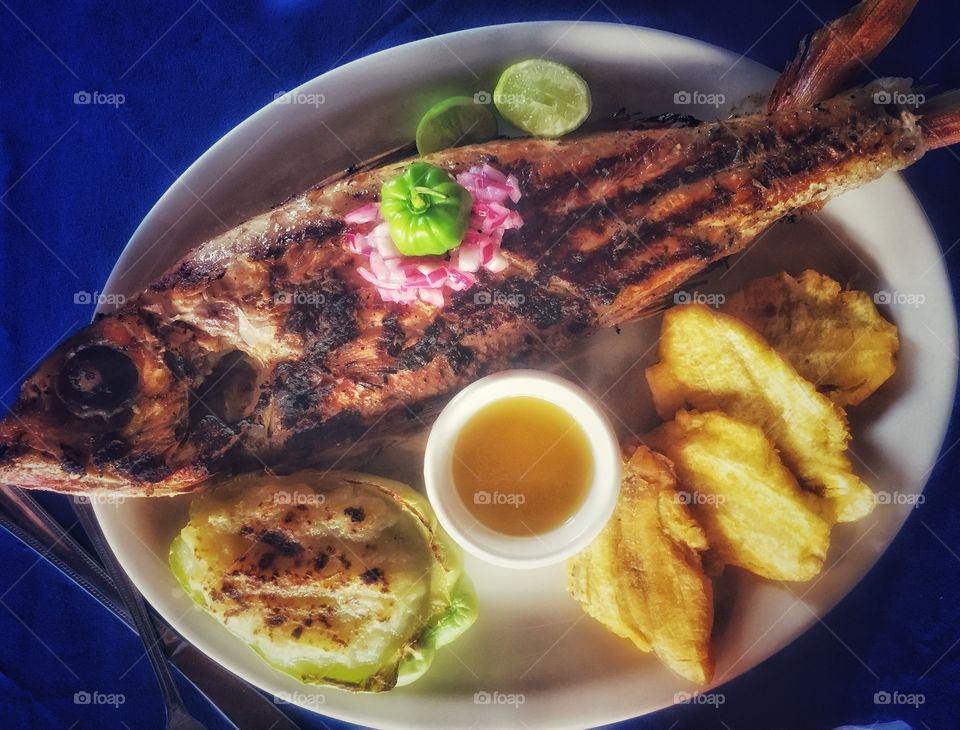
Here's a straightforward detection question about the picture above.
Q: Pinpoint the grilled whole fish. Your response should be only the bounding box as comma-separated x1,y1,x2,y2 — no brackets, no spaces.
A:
0,84,936,495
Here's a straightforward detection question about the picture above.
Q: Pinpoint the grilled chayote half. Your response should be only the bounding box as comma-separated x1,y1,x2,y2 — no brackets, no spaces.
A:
169,470,477,691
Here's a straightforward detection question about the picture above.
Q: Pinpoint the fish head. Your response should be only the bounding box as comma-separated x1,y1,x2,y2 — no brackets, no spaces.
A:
0,311,199,494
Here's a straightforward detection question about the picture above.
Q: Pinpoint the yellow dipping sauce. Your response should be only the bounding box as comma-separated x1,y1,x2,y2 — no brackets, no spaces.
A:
452,396,593,536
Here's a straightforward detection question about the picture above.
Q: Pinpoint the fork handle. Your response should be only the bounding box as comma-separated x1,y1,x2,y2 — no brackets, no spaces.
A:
72,502,197,725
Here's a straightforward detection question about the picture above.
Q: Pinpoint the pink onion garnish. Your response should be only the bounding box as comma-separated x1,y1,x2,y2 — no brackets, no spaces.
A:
343,164,522,306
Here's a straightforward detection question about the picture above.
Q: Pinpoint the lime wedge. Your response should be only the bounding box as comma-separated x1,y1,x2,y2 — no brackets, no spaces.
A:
415,96,499,155
493,59,591,137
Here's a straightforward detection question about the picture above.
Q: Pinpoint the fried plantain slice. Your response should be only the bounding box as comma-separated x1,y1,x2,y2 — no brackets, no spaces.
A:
645,303,874,522
721,270,899,406
645,410,832,581
568,445,714,684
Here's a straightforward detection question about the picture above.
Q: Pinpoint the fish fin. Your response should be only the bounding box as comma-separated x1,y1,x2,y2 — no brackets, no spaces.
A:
921,91,960,149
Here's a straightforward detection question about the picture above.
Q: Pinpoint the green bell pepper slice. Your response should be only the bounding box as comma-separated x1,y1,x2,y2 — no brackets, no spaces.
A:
380,162,472,256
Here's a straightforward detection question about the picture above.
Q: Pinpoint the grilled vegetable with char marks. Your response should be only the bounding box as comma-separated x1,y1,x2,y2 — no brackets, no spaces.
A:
169,470,477,691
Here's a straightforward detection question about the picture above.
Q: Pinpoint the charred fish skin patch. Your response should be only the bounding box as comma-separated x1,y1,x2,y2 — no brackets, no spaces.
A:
114,452,173,485
379,312,406,358
251,220,347,262
394,319,469,373
0,86,927,495
280,269,359,362
281,408,367,461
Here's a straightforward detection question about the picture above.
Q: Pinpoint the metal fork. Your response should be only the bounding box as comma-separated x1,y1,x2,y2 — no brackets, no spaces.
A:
72,500,207,730
0,486,301,730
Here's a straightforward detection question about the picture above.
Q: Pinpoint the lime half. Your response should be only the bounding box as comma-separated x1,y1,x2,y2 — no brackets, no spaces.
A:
493,59,591,137
415,96,499,155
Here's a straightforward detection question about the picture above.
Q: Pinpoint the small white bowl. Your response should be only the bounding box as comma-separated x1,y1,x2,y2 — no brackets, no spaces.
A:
424,370,621,569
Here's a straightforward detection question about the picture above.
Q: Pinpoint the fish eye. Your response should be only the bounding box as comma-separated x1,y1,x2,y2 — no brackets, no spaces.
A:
56,344,139,418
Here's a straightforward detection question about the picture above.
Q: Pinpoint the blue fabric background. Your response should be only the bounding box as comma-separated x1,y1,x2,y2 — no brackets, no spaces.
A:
1,1,959,728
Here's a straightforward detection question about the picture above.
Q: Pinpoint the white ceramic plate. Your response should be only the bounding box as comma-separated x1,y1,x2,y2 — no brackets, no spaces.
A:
93,21,958,730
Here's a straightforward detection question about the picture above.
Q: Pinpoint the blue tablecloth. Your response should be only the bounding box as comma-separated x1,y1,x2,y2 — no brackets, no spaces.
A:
1,1,959,728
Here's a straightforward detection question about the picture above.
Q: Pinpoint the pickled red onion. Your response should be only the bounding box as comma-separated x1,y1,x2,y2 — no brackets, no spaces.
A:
343,164,522,306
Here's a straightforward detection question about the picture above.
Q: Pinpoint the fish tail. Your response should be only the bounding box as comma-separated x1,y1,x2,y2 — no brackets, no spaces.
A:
768,0,919,112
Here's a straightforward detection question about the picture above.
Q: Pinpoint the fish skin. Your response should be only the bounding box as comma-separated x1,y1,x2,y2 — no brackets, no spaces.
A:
0,87,926,496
